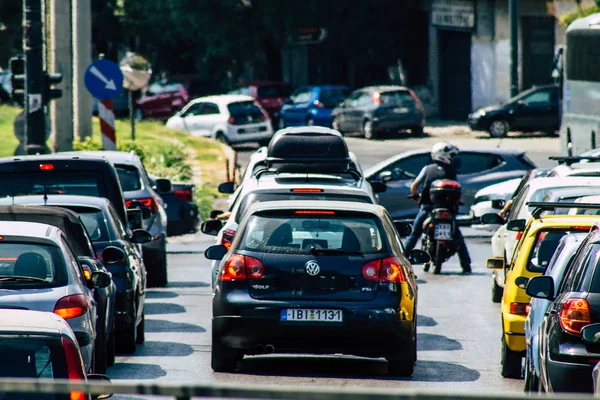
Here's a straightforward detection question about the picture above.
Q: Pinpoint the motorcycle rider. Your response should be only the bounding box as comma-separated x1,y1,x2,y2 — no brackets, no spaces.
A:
403,142,472,274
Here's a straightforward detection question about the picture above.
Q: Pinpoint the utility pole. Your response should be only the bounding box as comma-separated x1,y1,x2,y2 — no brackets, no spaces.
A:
509,0,519,97
72,0,93,140
50,0,73,152
23,0,48,154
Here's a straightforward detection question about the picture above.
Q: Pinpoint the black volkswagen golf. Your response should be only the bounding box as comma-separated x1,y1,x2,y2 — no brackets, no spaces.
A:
205,200,429,376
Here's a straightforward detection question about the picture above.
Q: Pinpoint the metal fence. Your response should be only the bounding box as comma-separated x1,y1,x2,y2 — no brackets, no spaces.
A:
0,379,598,400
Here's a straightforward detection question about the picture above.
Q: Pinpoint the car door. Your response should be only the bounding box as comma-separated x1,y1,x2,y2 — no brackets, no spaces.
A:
195,102,222,137
337,91,360,131
345,91,368,131
285,88,314,126
453,152,507,212
354,92,375,129
511,88,555,131
371,153,432,220
179,102,206,136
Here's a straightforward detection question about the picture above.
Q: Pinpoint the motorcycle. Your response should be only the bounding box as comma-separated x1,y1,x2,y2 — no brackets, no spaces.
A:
411,179,462,275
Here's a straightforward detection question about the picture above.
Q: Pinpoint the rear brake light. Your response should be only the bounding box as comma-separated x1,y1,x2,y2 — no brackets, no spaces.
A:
435,180,461,189
572,226,591,231
295,210,335,215
438,211,451,219
361,257,406,284
222,229,236,250
54,294,89,320
39,163,54,171
560,298,591,335
173,189,192,202
516,231,523,240
126,197,158,214
228,116,237,125
61,336,85,400
372,92,381,105
361,260,380,282
291,188,324,193
509,302,530,315
220,254,264,281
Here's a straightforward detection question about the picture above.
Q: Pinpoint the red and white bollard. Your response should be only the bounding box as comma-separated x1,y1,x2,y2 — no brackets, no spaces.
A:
99,99,116,150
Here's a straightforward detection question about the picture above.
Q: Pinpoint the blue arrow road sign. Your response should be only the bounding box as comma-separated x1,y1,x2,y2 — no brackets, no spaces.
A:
84,59,124,100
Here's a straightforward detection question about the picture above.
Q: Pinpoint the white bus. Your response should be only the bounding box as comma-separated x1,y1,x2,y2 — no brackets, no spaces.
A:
560,12,600,156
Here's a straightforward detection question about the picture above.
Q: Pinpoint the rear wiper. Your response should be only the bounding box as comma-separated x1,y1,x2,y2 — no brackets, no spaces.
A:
310,248,362,256
0,276,48,283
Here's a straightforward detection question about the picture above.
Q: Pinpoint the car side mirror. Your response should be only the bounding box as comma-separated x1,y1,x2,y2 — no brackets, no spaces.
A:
486,257,505,270
370,181,387,193
394,221,412,238
201,219,223,236
218,181,236,194
210,210,224,219
101,246,125,265
92,271,112,289
525,276,554,300
379,171,392,183
130,229,153,244
481,213,505,225
408,249,430,264
155,178,172,194
581,323,600,354
205,244,228,260
87,374,113,399
507,219,526,232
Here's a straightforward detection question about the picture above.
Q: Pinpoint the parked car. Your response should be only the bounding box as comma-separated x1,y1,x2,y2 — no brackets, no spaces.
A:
468,84,560,138
0,220,113,374
229,81,292,122
470,178,521,222
0,309,112,400
148,173,199,236
65,151,171,287
331,85,425,138
365,147,534,220
278,85,350,129
205,199,428,375
135,76,223,120
166,94,273,146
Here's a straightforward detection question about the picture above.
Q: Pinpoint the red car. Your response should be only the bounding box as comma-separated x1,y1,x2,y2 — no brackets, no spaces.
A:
229,81,292,121
135,75,223,120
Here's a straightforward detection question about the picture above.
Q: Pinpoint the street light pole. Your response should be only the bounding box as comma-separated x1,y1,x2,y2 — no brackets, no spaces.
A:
509,0,519,97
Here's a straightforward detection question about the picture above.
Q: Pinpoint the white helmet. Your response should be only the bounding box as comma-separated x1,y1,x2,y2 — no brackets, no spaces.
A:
431,142,459,165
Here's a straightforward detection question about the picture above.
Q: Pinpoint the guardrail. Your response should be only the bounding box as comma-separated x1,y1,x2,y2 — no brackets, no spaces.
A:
0,379,598,400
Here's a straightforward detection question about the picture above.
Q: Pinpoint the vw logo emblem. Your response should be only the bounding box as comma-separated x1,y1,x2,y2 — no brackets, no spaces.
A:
305,260,320,276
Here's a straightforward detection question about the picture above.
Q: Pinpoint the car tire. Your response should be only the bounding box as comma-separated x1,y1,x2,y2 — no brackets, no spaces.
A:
501,334,522,379
106,324,116,367
211,333,242,373
136,312,145,344
363,120,375,140
387,324,416,377
149,244,168,288
116,322,137,354
492,275,504,303
412,126,424,136
332,117,343,134
524,353,539,392
489,120,509,138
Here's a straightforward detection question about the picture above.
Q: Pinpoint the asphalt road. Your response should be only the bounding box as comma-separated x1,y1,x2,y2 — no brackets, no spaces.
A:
106,132,561,397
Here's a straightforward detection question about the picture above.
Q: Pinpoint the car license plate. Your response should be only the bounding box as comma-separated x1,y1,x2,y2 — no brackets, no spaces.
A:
434,223,452,240
281,309,343,322
393,107,409,113
242,126,259,133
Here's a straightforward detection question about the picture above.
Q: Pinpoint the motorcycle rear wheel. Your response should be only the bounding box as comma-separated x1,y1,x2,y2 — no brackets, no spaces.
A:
433,244,444,275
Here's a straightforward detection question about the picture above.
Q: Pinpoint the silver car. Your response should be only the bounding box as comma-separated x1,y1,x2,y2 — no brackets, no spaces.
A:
0,221,111,373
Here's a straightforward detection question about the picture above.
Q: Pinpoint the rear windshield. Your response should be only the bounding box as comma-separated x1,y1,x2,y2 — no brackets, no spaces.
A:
319,88,350,108
116,165,142,192
62,206,110,242
526,229,587,273
235,192,373,223
238,213,387,255
257,85,292,98
0,242,67,287
228,101,263,117
379,90,416,106
0,172,104,198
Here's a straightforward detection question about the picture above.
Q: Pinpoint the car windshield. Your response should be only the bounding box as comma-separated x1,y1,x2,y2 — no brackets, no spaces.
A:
235,192,373,223
379,90,416,106
320,88,350,108
0,172,104,198
526,229,584,273
238,212,387,255
0,242,67,287
116,165,142,192
62,206,110,242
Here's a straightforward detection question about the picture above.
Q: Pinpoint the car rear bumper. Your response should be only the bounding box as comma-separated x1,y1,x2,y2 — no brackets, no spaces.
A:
226,123,273,144
373,116,424,130
503,313,526,352
546,358,594,393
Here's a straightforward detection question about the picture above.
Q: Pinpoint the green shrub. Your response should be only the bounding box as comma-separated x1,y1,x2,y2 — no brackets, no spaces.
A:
73,136,102,151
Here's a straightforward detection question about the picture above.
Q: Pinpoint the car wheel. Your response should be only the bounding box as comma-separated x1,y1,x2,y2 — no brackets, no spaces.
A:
149,243,168,287
133,108,144,121
363,120,375,140
412,126,424,136
106,324,116,367
489,120,509,138
93,333,108,374
491,274,503,303
501,334,522,378
136,312,145,344
387,324,416,377
211,332,242,373
524,352,539,392
331,117,343,134
116,321,137,354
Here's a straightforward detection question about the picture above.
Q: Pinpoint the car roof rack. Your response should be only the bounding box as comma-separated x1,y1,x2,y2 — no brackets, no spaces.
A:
528,201,600,218
549,156,600,165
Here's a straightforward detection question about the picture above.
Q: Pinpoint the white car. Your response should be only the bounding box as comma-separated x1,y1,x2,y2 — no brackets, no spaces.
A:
166,94,273,146
470,178,520,221
548,161,600,178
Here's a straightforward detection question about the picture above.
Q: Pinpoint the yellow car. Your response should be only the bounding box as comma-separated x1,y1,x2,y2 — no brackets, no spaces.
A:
486,202,598,379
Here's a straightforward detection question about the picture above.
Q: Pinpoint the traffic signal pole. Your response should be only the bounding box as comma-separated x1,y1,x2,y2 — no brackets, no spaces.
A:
23,0,48,154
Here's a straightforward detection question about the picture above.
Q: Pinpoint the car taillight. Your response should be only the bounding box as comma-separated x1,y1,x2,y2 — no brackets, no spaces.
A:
222,229,236,250
61,336,86,400
220,254,264,281
228,116,237,125
408,89,424,112
361,257,406,283
560,298,591,335
509,302,530,315
372,92,381,105
126,197,158,214
54,294,89,320
438,211,451,219
516,231,523,240
313,100,325,108
174,188,192,202
182,90,189,102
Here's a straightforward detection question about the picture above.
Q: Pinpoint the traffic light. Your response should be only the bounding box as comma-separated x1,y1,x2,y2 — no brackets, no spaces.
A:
9,56,25,106
44,72,62,103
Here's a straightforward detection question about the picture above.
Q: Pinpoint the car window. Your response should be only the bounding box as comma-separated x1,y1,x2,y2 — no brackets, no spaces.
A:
455,153,503,175
181,103,204,117
319,88,350,108
526,230,574,273
521,90,552,106
146,82,163,96
64,207,110,242
290,89,313,104
163,82,184,93
0,171,105,198
227,101,264,123
508,184,529,221
202,102,220,115
116,165,142,191
381,154,431,181
559,235,594,293
0,337,62,385
59,236,86,283
230,86,251,96
587,244,600,292
379,90,416,106
357,93,373,108
109,205,127,239
344,91,362,108
0,241,68,287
